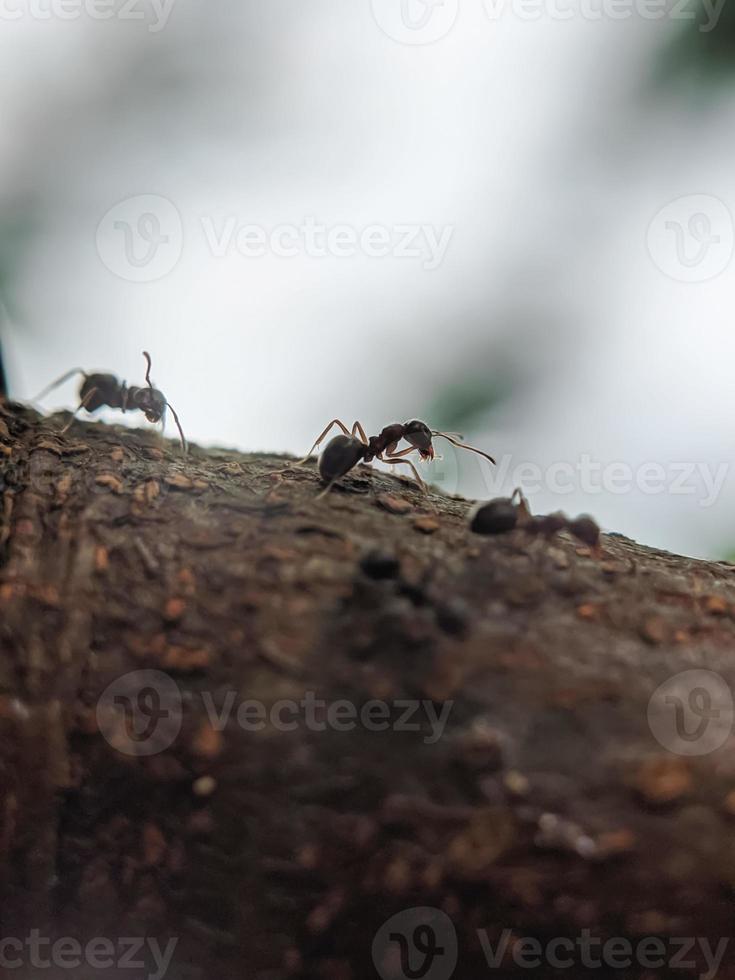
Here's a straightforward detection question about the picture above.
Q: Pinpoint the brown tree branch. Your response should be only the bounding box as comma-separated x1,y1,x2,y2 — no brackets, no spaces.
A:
1,400,734,980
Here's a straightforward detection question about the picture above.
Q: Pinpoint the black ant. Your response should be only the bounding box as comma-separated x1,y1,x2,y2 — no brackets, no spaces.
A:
34,351,187,453
294,418,495,496
469,489,600,548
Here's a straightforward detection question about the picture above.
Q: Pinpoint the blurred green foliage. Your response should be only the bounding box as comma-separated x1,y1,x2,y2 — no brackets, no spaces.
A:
657,0,735,83
424,372,513,431
0,209,36,315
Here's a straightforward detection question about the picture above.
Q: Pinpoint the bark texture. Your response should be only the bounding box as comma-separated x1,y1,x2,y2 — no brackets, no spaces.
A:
1,399,735,980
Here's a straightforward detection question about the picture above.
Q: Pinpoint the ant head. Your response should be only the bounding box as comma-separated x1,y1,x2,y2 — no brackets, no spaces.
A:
135,386,167,423
402,419,434,460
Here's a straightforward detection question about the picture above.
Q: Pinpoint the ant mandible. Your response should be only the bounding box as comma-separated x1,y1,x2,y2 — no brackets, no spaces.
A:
295,418,495,495
34,351,187,454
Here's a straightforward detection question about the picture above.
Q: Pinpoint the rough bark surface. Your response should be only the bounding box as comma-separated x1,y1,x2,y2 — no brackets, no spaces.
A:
1,399,735,980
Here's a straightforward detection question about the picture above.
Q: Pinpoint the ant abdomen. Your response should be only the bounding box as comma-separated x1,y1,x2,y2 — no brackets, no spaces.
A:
319,435,366,484
80,374,120,412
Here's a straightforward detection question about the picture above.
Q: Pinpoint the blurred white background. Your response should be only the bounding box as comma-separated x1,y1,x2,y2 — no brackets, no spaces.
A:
2,0,734,559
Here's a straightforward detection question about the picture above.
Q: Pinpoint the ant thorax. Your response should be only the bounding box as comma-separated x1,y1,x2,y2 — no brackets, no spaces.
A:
368,423,405,460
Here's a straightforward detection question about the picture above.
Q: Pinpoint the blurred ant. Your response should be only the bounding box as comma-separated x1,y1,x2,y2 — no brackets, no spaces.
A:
469,489,600,548
295,418,495,496
34,351,187,453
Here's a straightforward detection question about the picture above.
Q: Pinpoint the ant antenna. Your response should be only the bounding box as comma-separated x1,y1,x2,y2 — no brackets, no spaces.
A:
142,350,187,454
32,368,88,405
431,430,496,465
142,350,154,388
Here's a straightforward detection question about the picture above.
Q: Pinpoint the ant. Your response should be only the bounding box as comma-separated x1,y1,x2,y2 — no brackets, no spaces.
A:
34,351,187,454
469,489,600,548
293,418,495,495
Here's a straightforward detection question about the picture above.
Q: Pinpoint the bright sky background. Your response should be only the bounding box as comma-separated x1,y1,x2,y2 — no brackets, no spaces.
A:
2,0,735,559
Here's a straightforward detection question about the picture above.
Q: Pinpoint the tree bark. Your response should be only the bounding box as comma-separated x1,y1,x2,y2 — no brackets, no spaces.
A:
1,398,735,980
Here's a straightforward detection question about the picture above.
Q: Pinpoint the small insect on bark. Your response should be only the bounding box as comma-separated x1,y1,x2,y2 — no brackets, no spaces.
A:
468,488,531,534
33,351,187,454
469,491,600,548
294,418,495,497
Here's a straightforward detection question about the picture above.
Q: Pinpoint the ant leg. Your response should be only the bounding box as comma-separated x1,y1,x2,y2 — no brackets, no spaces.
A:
296,419,351,465
315,480,339,501
165,401,188,455
60,387,99,434
383,455,426,492
382,446,418,459
351,421,369,445
511,486,531,521
32,368,87,405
